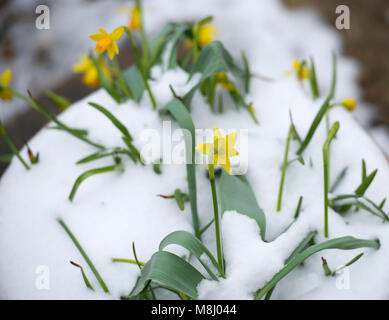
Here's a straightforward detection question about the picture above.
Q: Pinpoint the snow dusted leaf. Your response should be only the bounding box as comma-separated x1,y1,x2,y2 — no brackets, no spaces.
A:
219,171,266,240
128,251,204,299
159,230,221,280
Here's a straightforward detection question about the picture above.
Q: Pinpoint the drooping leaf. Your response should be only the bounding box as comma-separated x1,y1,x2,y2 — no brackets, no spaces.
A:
219,171,266,240
159,230,221,280
128,251,204,299
88,102,132,140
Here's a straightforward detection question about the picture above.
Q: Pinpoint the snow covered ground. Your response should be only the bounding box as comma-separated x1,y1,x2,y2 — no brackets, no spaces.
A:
0,0,388,299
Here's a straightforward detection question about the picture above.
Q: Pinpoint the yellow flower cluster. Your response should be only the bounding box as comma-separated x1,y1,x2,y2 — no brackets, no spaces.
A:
286,59,309,81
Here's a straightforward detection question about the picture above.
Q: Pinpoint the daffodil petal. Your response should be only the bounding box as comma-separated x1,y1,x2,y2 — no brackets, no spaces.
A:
220,157,231,174
107,46,116,60
0,69,12,86
195,143,212,155
89,33,105,41
98,28,109,36
110,26,124,41
214,126,223,140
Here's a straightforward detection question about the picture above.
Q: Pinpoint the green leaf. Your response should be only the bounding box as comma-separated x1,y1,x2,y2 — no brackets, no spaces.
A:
58,218,109,293
189,40,243,83
167,24,190,69
0,120,29,170
90,55,122,104
68,164,123,201
166,98,200,238
219,171,266,240
255,235,379,299
355,168,377,197
297,53,337,156
159,230,221,280
45,90,71,111
122,66,146,102
0,153,13,163
128,251,204,299
309,57,320,100
88,102,132,140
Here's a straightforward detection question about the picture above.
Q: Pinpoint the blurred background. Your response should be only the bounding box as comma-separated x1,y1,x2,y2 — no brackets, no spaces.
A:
0,0,388,175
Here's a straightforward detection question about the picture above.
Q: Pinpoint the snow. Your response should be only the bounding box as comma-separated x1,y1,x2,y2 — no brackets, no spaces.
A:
1,0,389,300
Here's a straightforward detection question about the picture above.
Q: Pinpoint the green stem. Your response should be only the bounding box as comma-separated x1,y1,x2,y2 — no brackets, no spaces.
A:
0,120,30,170
124,27,156,110
323,121,340,238
136,0,150,71
58,218,109,293
208,164,224,273
276,126,292,211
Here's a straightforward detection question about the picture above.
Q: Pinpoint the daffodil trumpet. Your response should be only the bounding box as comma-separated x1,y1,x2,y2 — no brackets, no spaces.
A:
196,127,239,275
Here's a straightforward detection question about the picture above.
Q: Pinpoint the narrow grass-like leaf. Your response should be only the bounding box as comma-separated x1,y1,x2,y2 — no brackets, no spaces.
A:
330,167,348,193
159,230,222,280
199,219,214,236
294,196,303,219
166,99,200,238
219,171,266,240
323,121,340,238
45,90,70,111
0,120,30,170
289,110,302,144
128,251,204,299
112,258,145,266
167,24,190,69
112,57,132,99
297,53,337,156
241,50,250,94
0,153,13,163
277,126,292,211
255,235,379,300
309,57,320,100
58,218,109,293
355,168,377,196
88,102,132,140
334,252,364,274
69,164,123,201
70,261,94,291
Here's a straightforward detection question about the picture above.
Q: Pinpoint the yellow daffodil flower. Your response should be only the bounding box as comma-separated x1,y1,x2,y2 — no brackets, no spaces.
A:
89,27,124,60
117,6,141,31
197,23,218,47
129,7,141,31
196,126,239,174
286,59,309,81
215,73,236,92
341,98,356,111
0,69,12,101
72,55,111,87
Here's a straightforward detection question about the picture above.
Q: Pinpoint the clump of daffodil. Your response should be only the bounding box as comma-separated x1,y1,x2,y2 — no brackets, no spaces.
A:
340,98,356,111
195,126,238,276
72,55,111,87
89,27,124,60
196,126,239,174
286,59,309,81
118,6,141,31
215,73,236,92
0,69,13,101
197,23,218,48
